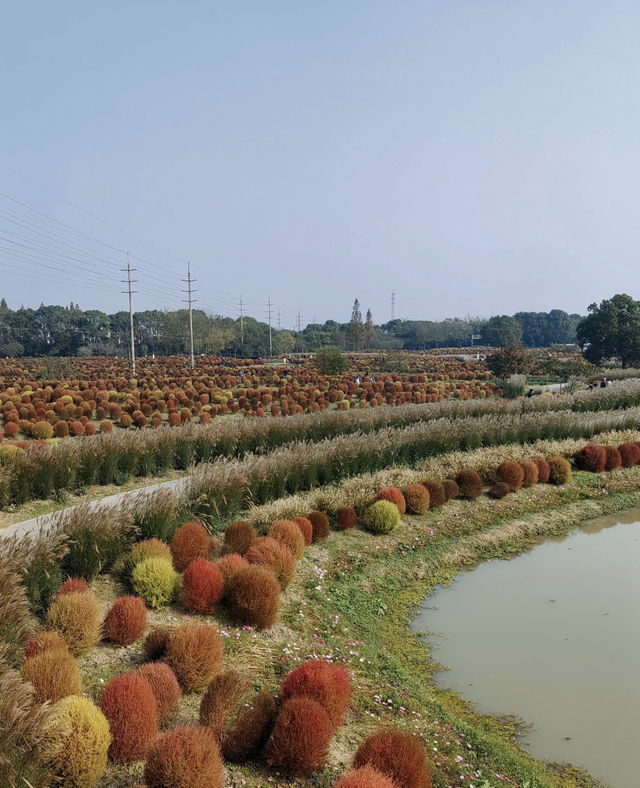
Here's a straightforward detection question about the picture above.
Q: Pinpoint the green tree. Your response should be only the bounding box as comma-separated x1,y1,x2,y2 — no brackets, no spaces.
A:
480,315,523,348
314,346,348,374
576,294,640,367
485,344,534,377
346,299,363,350
364,309,375,349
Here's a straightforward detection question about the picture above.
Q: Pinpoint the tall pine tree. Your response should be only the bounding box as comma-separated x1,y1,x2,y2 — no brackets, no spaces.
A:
364,308,374,348
347,299,363,350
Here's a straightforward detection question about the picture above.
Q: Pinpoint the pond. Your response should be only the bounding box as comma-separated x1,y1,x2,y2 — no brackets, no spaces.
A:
412,509,640,788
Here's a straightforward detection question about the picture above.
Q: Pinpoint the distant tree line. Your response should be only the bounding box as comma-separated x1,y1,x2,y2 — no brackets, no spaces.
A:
0,297,583,358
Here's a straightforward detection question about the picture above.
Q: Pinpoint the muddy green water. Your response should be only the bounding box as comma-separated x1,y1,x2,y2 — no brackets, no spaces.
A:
412,509,640,788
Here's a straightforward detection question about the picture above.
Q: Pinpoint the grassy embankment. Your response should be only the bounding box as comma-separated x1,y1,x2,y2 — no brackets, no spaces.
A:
93,468,638,787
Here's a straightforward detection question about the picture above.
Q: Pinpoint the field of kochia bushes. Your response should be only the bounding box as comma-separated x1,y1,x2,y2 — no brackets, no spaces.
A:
0,353,498,444
2,414,637,788
4,377,640,509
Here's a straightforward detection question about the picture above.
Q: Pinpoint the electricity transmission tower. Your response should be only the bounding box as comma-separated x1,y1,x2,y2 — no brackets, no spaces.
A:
181,263,197,368
121,251,137,372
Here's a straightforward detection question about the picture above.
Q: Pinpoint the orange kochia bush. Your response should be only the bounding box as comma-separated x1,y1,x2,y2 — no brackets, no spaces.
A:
603,445,622,471
268,519,305,559
335,766,397,788
336,506,357,529
223,521,256,555
103,595,147,646
376,487,406,514
171,521,210,571
137,661,182,725
100,671,159,762
353,729,432,788
244,537,297,589
533,456,550,483
403,484,430,515
292,516,313,545
222,690,277,763
266,697,333,775
225,564,280,629
495,461,524,492
520,460,539,487
575,444,607,473
144,725,224,788
280,660,352,728
618,442,640,467
308,511,330,542
455,470,483,499
422,479,445,508
165,622,224,693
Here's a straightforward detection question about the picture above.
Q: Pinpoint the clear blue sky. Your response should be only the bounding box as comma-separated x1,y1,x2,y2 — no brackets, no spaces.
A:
2,1,640,326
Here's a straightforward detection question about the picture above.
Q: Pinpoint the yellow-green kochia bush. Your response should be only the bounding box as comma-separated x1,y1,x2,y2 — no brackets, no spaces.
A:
132,556,180,608
49,695,111,788
364,500,401,534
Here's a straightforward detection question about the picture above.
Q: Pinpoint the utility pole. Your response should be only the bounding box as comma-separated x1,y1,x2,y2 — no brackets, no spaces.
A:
182,262,197,369
121,251,137,372
267,296,273,356
391,291,396,321
239,295,244,344
296,309,302,333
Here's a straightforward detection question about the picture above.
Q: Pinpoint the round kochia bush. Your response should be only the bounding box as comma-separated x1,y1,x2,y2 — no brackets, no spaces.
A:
403,484,430,515
364,500,400,534
199,669,248,738
376,487,406,514
171,521,210,571
46,590,102,656
223,520,256,555
20,648,82,703
100,671,159,762
144,725,224,788
422,479,445,508
533,456,550,483
335,766,397,788
354,729,432,788
24,630,69,659
144,626,172,661
280,660,352,728
520,460,539,487
488,481,510,499
103,595,147,645
222,690,277,763
548,455,572,485
266,697,333,775
337,506,357,529
495,461,524,492
225,564,280,629
49,696,111,788
442,479,459,501
165,622,224,692
604,445,622,471
455,470,483,499
309,510,330,542
181,559,224,614
292,516,313,545
55,576,89,597
131,556,180,608
245,537,297,589
618,442,640,467
137,661,182,724
269,519,305,559
123,538,173,579
575,444,607,473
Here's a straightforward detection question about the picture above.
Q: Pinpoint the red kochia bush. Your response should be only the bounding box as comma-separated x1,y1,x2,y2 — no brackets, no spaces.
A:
56,577,89,597
403,484,430,515
533,457,550,483
267,697,333,775
171,521,210,572
455,470,483,499
100,671,159,762
376,488,406,515
603,445,622,471
103,595,147,646
335,765,397,788
575,444,607,473
137,661,182,724
269,519,305,559
181,559,224,614
619,442,640,467
225,564,280,629
223,521,256,555
222,690,277,763
292,516,313,545
354,729,432,788
144,725,224,788
520,460,539,487
336,507,357,529
245,537,297,589
216,553,248,585
165,622,224,692
309,511,331,542
280,660,352,728
422,479,446,508
495,461,524,492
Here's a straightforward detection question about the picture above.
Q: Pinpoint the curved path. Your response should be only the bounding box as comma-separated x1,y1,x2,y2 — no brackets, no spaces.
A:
0,475,190,541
